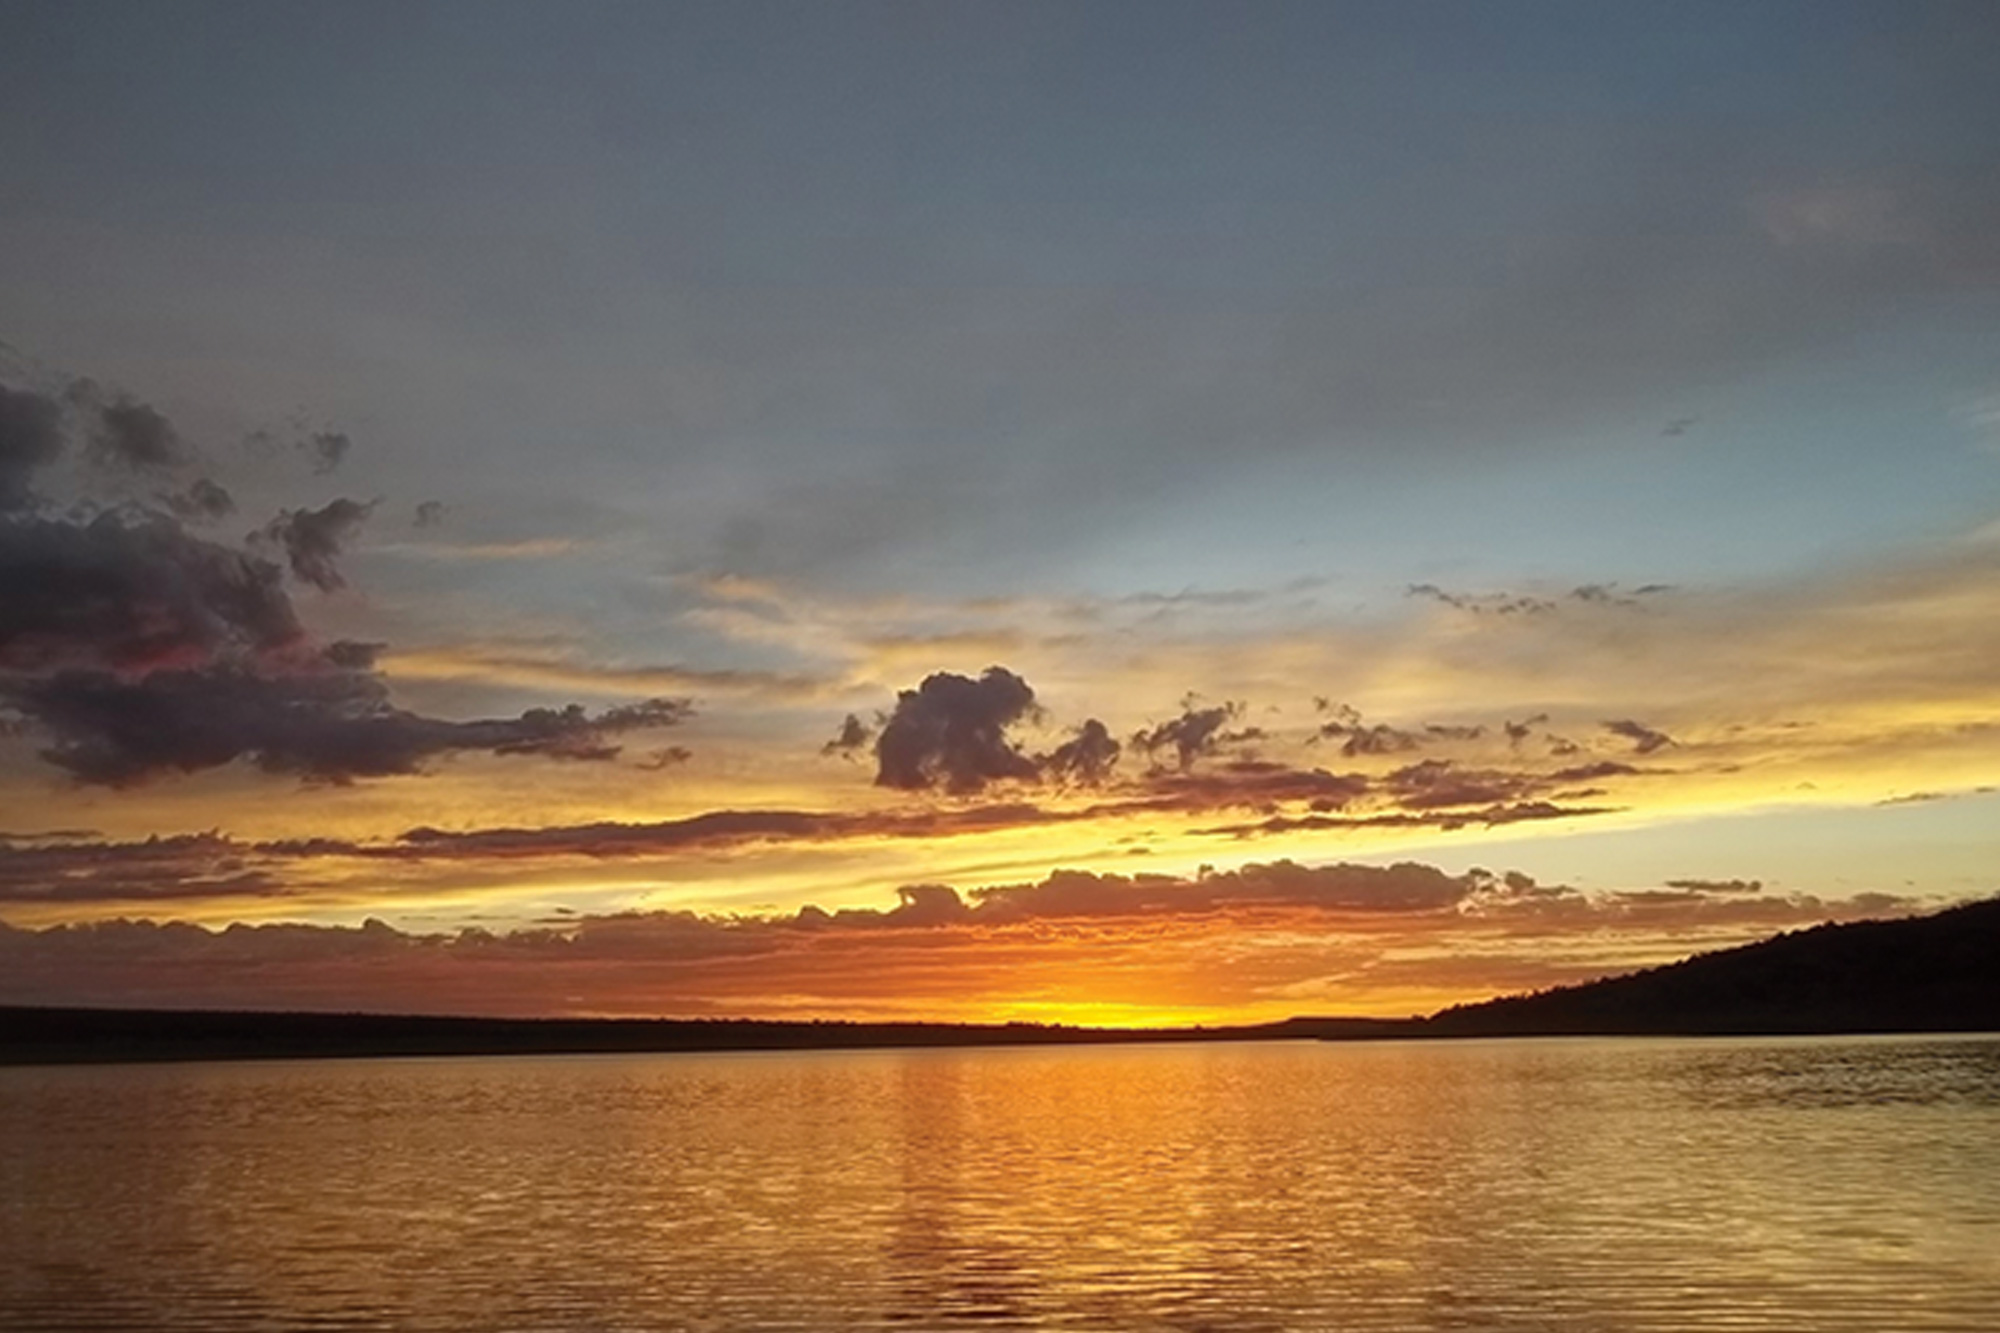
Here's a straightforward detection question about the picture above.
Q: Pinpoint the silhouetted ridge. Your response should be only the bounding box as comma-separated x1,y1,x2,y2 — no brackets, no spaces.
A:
1426,897,2000,1036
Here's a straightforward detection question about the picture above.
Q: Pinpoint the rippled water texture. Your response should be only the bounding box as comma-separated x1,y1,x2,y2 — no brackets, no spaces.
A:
3,1035,1997,1331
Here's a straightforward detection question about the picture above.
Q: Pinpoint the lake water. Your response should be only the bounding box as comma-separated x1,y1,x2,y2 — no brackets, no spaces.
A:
2,1034,1997,1331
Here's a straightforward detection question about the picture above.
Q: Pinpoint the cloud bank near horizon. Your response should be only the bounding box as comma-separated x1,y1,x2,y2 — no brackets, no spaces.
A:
0,857,1922,1022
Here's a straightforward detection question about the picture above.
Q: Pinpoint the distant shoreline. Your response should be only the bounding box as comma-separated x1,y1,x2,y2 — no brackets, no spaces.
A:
6,898,1996,1066
0,1008,1431,1067
2,1007,1992,1069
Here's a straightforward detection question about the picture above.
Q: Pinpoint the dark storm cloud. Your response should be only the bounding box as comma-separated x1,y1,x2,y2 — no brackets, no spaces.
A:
0,510,303,671
4,664,693,786
413,500,447,528
0,384,64,510
259,497,376,591
874,666,1039,794
1603,719,1675,754
1042,718,1120,786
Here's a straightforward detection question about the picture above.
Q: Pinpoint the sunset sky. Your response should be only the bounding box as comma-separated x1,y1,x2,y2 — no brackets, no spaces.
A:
3,0,1997,1023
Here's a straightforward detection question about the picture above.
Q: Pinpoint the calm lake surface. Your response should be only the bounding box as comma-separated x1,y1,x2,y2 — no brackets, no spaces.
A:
3,1034,1997,1331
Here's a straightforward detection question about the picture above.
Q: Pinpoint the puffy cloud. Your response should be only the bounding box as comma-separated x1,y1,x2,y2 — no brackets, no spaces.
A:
821,712,873,759
875,666,1040,793
1132,700,1242,770
259,497,376,591
1042,718,1120,786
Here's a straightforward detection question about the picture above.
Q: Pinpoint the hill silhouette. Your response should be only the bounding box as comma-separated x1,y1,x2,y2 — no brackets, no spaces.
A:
1425,896,2000,1037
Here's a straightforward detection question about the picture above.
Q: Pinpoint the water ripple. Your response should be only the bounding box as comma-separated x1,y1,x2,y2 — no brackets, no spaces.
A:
3,1035,1997,1330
